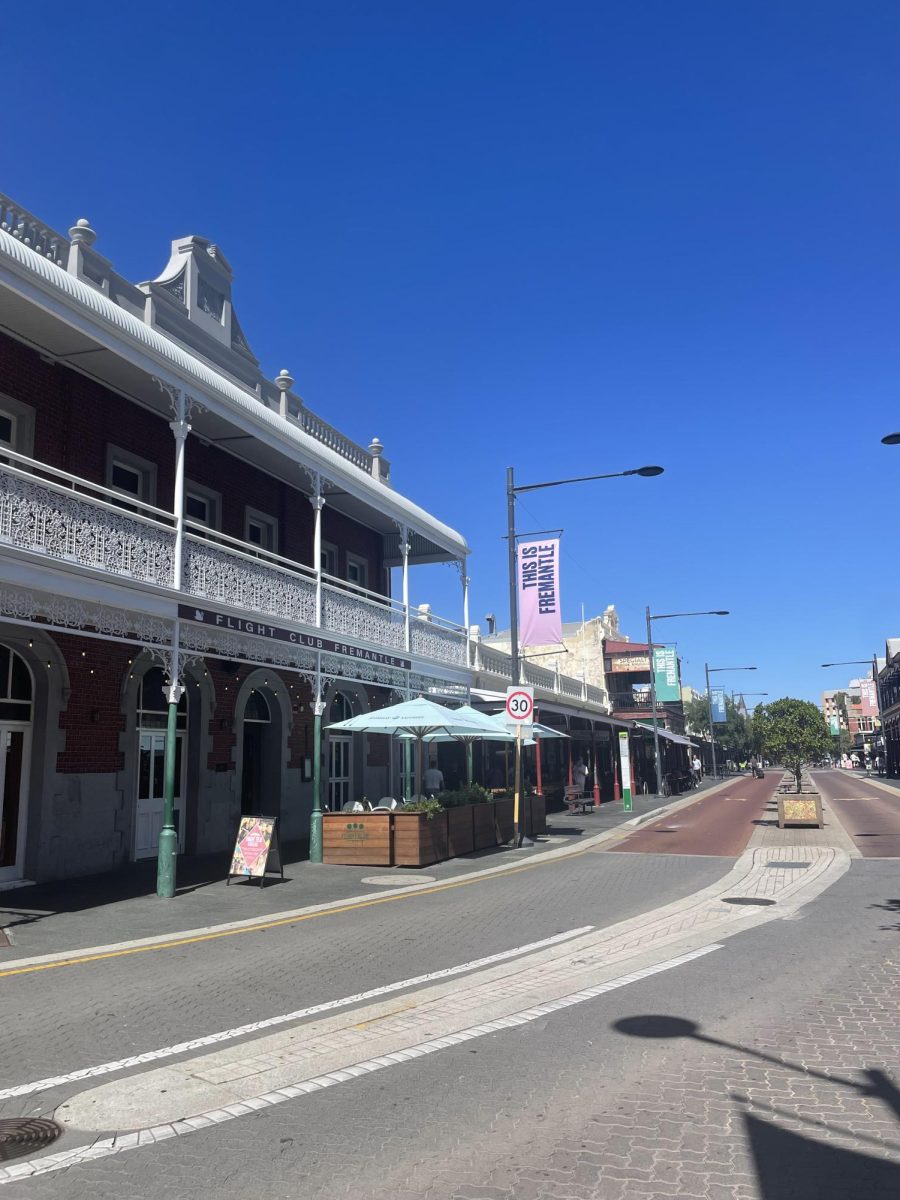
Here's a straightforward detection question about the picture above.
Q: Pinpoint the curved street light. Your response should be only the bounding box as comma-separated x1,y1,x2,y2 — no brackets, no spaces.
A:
644,608,730,796
506,462,665,840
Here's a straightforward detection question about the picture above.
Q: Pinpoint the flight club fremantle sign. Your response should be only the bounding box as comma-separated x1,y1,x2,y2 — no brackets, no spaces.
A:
178,604,412,671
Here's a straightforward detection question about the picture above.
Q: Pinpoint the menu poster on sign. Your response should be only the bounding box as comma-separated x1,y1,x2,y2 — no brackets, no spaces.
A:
227,815,283,886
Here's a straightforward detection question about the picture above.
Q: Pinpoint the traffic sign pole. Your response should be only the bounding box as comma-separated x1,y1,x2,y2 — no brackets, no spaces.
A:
505,686,534,847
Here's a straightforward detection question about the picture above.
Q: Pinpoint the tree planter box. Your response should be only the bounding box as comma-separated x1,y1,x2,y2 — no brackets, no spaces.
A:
322,813,392,866
524,794,547,837
777,794,823,828
473,803,500,850
446,805,475,857
494,797,515,844
393,811,449,867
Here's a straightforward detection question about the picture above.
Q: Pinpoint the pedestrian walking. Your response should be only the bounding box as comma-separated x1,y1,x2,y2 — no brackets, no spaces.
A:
692,754,702,787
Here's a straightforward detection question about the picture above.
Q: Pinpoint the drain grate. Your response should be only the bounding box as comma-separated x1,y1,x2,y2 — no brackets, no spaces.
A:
766,861,810,869
722,896,776,906
0,1117,63,1162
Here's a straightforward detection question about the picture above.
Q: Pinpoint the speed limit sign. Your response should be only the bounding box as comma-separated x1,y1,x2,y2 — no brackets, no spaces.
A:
505,685,535,726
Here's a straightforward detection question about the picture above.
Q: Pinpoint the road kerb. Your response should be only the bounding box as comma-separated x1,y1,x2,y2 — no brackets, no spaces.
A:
0,776,742,975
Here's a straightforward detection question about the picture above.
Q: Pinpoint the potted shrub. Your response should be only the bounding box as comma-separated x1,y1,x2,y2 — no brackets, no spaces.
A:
393,798,449,867
439,784,491,857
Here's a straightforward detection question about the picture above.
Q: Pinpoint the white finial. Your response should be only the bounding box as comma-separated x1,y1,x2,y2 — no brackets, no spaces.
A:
368,436,383,457
275,369,294,392
69,218,96,247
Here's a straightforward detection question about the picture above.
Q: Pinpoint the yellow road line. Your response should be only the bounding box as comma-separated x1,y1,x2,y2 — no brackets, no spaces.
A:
0,851,588,980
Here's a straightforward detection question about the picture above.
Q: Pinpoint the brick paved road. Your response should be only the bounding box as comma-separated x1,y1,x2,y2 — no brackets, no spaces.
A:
813,769,900,858
610,772,776,857
0,850,727,1127
6,848,897,1198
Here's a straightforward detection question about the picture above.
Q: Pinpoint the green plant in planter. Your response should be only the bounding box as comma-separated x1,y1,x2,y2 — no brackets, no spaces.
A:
435,784,492,808
401,798,444,819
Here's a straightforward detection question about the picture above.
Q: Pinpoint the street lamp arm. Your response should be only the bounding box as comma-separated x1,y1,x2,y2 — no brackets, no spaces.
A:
513,466,664,494
650,610,730,621
707,666,757,673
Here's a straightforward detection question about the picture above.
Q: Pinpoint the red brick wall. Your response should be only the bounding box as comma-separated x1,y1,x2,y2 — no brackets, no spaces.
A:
54,634,132,773
0,331,386,590
202,662,313,771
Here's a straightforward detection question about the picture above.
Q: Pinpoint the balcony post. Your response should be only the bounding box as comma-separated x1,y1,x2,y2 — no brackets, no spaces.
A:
400,528,411,652
310,482,325,628
168,392,192,590
309,662,325,864
461,561,471,663
158,391,191,899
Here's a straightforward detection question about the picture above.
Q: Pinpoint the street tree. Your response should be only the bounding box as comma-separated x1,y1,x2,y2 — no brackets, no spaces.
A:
754,698,831,791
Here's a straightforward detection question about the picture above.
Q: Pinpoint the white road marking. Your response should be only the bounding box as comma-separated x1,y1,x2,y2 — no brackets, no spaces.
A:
0,943,721,1185
0,926,594,1101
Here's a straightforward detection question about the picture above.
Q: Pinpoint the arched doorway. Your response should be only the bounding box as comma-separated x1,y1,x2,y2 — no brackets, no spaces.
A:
327,692,354,811
134,667,188,859
241,688,272,815
0,643,32,882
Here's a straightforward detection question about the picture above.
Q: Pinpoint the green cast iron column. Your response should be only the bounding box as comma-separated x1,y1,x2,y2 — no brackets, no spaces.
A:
309,701,324,863
156,690,180,898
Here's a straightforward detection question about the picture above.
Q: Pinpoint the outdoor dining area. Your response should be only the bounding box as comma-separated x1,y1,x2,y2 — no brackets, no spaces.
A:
320,696,566,868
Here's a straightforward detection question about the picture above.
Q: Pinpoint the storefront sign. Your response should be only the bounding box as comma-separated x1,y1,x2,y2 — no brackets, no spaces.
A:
618,730,633,812
652,645,680,702
518,539,562,647
179,604,412,671
710,687,727,723
609,654,650,673
227,815,283,885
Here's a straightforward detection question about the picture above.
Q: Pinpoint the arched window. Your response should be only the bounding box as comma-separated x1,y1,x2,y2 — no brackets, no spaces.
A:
330,693,353,724
0,645,31,722
137,667,187,730
244,690,271,723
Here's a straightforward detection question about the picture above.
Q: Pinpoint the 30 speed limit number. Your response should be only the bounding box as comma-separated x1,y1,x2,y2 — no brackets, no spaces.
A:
505,685,535,726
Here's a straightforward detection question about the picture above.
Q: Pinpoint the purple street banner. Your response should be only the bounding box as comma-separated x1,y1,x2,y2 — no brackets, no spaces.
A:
518,538,562,647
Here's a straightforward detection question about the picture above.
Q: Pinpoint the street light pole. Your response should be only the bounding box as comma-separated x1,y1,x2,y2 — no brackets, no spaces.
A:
821,657,883,771
705,664,758,778
505,463,664,839
643,609,730,795
645,605,664,798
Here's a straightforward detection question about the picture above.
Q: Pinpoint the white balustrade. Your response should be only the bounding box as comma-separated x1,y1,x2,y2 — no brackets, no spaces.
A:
322,581,406,650
0,194,69,266
184,536,316,626
0,464,175,584
410,618,467,667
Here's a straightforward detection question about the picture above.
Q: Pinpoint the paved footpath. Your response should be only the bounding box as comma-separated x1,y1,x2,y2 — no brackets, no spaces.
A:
0,786,723,962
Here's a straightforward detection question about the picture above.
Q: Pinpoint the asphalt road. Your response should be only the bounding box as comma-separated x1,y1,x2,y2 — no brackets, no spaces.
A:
609,771,776,857
812,769,900,858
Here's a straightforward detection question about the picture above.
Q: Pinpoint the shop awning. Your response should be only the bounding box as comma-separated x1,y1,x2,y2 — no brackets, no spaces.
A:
633,722,695,747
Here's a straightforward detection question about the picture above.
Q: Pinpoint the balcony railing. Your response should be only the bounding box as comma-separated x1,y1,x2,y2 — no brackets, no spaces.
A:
0,455,176,585
473,641,610,709
0,452,467,667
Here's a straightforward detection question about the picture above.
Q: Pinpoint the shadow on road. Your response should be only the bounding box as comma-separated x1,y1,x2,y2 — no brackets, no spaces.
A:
611,1014,900,1197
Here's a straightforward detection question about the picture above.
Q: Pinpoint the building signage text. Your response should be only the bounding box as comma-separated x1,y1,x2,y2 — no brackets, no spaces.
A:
178,604,412,670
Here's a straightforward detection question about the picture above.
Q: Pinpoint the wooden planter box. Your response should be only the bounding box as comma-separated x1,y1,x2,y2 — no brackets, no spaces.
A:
322,813,392,866
393,810,449,867
525,793,547,837
473,803,500,850
446,804,475,857
494,797,515,844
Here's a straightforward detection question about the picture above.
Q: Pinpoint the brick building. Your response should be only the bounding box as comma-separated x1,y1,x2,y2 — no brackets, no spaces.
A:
0,193,620,884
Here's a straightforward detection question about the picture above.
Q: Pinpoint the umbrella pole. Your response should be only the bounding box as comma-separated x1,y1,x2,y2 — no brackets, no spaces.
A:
403,739,412,800
415,736,423,799
466,741,473,786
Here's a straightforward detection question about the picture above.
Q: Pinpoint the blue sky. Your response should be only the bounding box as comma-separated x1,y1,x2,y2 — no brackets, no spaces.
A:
4,2,898,700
